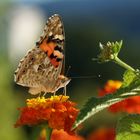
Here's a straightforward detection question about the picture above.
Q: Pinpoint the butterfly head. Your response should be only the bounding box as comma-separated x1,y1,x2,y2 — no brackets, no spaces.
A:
57,75,71,89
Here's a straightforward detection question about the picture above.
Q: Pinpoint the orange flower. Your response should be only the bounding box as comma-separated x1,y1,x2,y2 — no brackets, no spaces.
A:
15,95,79,133
87,127,115,140
109,96,140,113
98,80,122,96
38,129,84,140
98,80,140,114
51,129,85,140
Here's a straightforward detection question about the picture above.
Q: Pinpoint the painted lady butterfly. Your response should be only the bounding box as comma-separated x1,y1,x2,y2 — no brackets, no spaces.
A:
14,14,70,95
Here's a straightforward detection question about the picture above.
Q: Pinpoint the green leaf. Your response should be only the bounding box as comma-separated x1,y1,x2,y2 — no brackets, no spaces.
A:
112,40,123,55
122,70,137,87
73,79,140,129
116,114,140,140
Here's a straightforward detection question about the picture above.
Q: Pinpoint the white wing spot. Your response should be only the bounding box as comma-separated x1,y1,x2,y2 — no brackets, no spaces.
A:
54,35,64,40
54,50,63,58
49,32,53,36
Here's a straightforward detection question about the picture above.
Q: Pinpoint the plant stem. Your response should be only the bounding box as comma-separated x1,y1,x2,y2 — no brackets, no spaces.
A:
46,126,52,140
114,56,135,72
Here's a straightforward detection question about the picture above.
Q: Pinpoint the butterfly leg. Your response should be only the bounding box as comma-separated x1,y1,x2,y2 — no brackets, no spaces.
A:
64,86,67,96
43,92,47,97
53,92,56,96
38,92,42,97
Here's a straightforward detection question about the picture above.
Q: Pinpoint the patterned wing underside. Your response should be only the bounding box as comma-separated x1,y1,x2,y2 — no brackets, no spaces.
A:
14,14,64,94
14,47,62,94
37,14,65,47
37,14,65,75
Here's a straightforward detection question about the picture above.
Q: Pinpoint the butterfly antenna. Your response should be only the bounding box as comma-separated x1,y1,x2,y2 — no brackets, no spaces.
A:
66,65,71,76
70,74,101,79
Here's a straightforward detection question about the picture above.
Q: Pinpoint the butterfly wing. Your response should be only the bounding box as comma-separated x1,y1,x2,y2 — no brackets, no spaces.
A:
14,14,65,94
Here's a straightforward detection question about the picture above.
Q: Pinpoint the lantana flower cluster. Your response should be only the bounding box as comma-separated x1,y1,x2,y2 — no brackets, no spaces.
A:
15,95,79,133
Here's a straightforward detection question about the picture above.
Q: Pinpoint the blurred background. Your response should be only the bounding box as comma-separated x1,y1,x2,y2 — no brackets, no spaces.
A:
1,0,140,139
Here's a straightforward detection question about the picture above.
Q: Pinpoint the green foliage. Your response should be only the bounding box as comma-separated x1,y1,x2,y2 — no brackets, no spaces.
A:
116,114,140,140
73,78,140,129
122,70,137,87
97,40,123,63
111,40,122,55
73,40,140,140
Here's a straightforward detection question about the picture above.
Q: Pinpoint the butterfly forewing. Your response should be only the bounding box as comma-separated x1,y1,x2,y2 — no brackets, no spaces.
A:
14,14,65,95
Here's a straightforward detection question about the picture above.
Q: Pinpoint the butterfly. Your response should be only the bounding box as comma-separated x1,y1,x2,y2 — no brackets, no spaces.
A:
14,14,70,95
